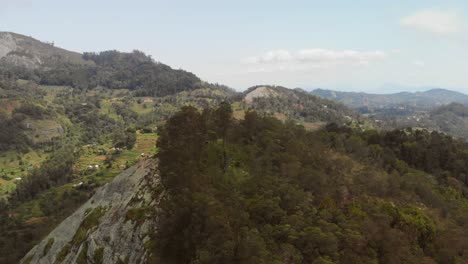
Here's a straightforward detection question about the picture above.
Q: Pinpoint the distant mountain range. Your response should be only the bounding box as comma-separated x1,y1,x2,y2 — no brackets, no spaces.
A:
311,88,468,109
309,88,468,139
372,102,468,140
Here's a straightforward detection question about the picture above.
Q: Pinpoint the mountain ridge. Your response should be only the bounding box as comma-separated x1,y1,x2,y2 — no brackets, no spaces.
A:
311,87,468,109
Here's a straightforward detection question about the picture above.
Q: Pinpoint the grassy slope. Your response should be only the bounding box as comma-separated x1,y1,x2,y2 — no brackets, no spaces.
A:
0,84,161,200
9,131,158,222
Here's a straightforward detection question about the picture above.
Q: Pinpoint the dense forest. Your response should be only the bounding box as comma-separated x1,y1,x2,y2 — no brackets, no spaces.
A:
1,50,205,96
153,105,468,264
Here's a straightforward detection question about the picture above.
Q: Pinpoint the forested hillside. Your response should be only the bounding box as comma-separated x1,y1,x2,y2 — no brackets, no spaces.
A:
0,32,210,97
312,88,468,140
1,50,207,97
153,105,468,263
241,86,363,127
311,88,468,109
373,102,468,140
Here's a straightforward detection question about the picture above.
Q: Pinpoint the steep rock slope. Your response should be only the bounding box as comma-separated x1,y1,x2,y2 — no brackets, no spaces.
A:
21,159,160,264
0,32,91,69
243,86,281,103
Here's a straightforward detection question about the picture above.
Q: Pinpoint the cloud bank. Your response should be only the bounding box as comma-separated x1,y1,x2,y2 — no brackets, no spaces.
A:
243,49,388,72
400,9,463,35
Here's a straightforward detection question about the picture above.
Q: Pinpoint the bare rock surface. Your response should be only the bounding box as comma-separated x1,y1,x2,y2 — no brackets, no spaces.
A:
21,159,161,264
244,86,281,103
0,32,92,69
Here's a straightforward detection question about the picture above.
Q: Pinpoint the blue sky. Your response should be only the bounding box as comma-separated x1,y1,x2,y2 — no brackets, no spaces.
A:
1,0,468,92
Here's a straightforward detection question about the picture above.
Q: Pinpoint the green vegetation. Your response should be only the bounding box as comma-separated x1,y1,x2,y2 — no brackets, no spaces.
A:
3,50,215,97
54,243,71,264
49,207,105,264
313,88,468,140
116,256,129,264
9,35,468,263
0,77,164,263
73,206,107,245
43,238,54,256
93,247,104,264
153,105,468,264
311,88,468,109
244,85,361,125
125,207,148,223
23,255,33,264
76,243,89,264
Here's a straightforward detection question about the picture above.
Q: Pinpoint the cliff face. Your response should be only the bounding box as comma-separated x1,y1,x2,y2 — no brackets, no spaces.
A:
21,159,161,264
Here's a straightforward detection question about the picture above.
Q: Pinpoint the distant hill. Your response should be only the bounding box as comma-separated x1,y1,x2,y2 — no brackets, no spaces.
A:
429,103,468,138
0,32,91,69
0,32,219,97
312,88,468,139
242,85,362,125
379,102,468,139
311,88,468,109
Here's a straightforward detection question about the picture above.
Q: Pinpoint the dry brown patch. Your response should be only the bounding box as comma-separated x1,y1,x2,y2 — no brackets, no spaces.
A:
94,155,107,161
1,100,20,113
25,217,46,225
302,122,326,131
274,112,287,122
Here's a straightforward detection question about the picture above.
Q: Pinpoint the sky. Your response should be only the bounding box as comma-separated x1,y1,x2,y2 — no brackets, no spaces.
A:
1,0,468,93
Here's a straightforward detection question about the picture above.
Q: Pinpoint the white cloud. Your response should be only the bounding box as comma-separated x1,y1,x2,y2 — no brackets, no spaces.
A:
244,49,292,64
412,60,425,67
400,9,463,34
243,48,388,72
296,49,386,63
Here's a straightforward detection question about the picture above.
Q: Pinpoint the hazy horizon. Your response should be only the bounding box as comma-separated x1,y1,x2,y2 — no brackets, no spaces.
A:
2,0,468,93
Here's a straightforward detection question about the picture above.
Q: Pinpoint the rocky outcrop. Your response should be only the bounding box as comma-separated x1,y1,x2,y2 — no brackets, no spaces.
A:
0,32,92,69
244,86,281,103
21,159,162,264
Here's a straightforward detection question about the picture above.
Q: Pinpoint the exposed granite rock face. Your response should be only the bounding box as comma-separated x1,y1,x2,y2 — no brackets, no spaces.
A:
21,159,161,264
0,32,18,58
244,86,281,103
0,32,92,69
